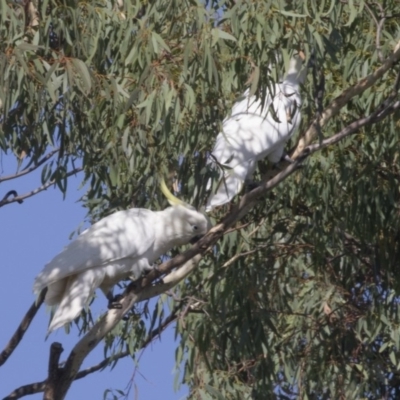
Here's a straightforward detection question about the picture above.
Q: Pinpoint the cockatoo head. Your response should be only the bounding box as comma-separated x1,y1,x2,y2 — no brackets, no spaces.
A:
168,204,209,243
160,178,210,244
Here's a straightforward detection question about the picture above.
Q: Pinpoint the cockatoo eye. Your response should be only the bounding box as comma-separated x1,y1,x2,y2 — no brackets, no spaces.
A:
193,225,198,231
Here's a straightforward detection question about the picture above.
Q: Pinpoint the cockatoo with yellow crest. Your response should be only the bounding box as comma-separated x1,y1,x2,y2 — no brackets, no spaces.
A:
33,180,208,333
206,53,308,211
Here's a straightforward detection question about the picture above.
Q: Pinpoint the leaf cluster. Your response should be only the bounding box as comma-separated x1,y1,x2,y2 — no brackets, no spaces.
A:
1,0,400,399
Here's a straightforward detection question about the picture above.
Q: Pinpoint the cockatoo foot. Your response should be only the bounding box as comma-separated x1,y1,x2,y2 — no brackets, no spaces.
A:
143,263,155,272
107,294,124,309
282,154,294,163
190,235,204,244
271,153,295,170
272,162,283,171
245,180,259,192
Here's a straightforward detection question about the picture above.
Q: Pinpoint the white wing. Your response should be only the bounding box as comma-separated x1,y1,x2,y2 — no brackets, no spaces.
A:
33,208,156,294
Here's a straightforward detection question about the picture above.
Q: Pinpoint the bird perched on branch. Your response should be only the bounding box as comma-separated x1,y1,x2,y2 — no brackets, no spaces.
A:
206,52,308,212
33,179,208,333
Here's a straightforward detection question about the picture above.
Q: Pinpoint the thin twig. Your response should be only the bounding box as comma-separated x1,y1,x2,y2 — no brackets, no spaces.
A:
0,167,83,208
221,249,259,268
0,191,23,205
293,39,400,158
306,100,400,154
224,222,252,234
365,2,385,62
128,308,180,393
0,288,47,367
0,148,60,183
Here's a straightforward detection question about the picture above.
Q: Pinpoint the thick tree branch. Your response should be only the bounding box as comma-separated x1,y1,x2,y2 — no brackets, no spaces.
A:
0,149,60,183
0,167,83,208
2,306,180,399
2,350,131,400
139,254,204,301
44,343,64,400
292,39,400,158
2,382,46,400
0,288,47,367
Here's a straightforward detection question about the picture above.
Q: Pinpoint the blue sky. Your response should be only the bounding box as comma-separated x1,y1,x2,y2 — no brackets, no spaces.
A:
0,153,188,400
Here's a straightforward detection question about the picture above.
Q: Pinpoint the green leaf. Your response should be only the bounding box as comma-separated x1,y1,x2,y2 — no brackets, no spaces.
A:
277,9,307,18
211,28,237,45
71,58,92,93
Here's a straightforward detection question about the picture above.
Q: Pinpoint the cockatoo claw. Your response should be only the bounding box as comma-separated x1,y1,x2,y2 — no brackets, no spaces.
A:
272,152,294,170
245,180,260,192
108,294,124,309
282,154,294,163
190,235,204,244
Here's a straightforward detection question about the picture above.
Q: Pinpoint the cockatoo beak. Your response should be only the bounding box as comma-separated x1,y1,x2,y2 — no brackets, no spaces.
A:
189,235,202,244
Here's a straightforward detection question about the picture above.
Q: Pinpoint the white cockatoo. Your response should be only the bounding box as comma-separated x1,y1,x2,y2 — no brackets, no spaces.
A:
205,53,307,211
33,180,209,333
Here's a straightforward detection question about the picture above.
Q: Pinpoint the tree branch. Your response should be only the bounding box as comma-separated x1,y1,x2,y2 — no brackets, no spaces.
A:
2,307,180,400
44,343,64,400
0,288,47,367
292,39,400,158
0,167,83,208
2,350,131,400
364,2,385,62
138,254,205,302
0,191,23,205
305,99,400,154
2,382,46,400
0,148,60,183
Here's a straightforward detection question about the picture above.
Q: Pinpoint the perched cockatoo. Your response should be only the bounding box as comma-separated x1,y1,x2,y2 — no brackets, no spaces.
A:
205,53,307,211
33,180,209,333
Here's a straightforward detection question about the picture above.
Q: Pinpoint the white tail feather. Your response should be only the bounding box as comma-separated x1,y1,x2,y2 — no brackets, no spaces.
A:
47,269,105,333
205,173,244,212
45,280,68,306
